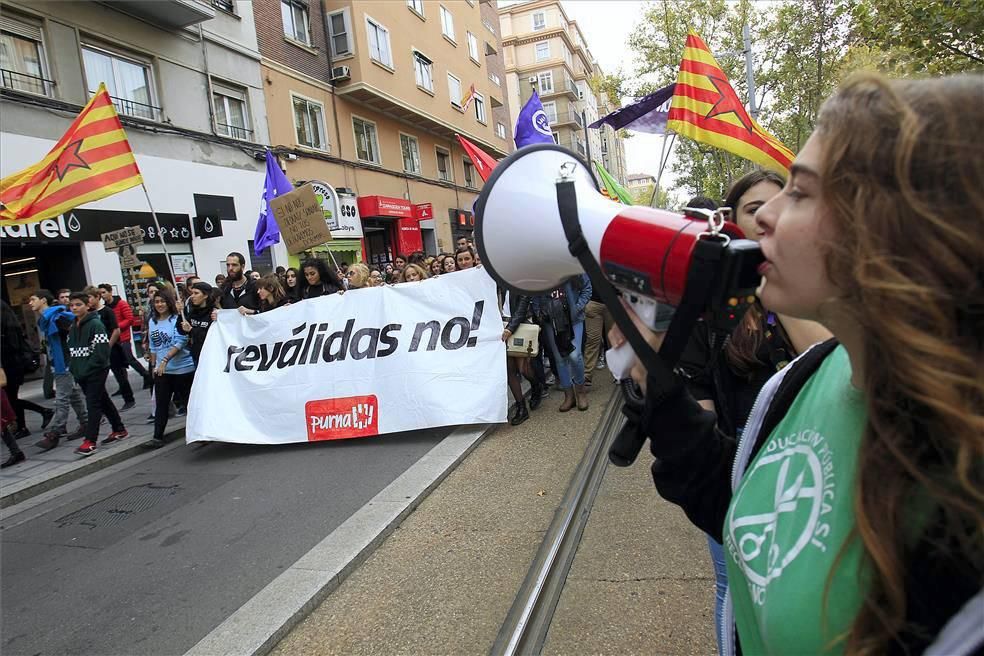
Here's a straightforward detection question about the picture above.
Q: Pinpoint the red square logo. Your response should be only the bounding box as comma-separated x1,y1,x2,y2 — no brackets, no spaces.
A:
305,395,379,441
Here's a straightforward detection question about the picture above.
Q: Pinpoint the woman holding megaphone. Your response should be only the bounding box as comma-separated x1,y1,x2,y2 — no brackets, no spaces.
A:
612,74,983,654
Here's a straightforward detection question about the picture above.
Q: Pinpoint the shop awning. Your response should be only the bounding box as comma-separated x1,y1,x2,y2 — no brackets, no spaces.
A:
357,196,413,219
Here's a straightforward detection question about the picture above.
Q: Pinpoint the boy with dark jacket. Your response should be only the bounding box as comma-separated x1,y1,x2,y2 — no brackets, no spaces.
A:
30,290,87,450
66,292,127,456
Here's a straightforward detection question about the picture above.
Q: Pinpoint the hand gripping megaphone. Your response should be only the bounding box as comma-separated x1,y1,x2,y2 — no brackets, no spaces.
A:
475,143,765,467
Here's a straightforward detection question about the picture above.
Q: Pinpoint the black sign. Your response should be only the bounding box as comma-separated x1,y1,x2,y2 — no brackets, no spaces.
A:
194,215,224,239
194,194,237,221
0,209,191,243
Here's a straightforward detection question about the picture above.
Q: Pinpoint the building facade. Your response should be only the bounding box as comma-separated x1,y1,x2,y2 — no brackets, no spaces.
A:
0,0,273,314
497,0,625,183
254,0,513,268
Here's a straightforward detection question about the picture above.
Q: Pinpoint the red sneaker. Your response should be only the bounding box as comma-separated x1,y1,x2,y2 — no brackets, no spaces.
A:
102,430,129,445
74,439,98,456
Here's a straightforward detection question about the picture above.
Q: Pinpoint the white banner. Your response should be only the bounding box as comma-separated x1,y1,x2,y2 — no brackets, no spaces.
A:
186,268,507,444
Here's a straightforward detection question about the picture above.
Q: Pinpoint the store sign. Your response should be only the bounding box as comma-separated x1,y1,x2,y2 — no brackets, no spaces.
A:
309,180,340,230
171,254,197,283
335,193,364,239
358,195,413,219
0,209,192,243
413,203,434,221
194,215,224,239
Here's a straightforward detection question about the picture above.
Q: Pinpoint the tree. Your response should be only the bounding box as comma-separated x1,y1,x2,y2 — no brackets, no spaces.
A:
622,0,983,200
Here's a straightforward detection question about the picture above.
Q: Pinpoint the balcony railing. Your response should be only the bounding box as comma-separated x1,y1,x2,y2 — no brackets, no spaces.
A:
552,111,583,127
211,0,234,11
216,122,252,140
1,69,55,97
93,91,162,121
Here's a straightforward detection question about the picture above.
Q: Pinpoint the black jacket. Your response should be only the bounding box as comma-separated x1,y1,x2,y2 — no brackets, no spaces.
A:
504,294,532,334
183,303,213,364
259,297,291,313
220,279,259,311
301,281,340,299
644,340,980,655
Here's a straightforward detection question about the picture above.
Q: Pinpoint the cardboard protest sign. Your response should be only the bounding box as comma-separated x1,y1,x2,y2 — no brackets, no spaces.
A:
269,184,332,254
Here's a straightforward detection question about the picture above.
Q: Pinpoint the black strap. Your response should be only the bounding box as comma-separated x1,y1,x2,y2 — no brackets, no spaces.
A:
555,180,678,401
658,237,726,365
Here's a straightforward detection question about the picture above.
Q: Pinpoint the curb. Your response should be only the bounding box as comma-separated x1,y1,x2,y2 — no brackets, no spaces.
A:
184,423,498,656
0,425,186,509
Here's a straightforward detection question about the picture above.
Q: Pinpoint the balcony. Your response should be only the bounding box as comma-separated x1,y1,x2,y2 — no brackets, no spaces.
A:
551,111,583,128
93,90,162,121
334,83,509,158
216,122,253,140
540,80,578,101
558,137,585,158
99,0,215,30
1,69,55,97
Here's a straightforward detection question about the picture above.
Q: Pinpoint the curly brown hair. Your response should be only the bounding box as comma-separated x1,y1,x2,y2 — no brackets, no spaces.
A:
815,73,983,653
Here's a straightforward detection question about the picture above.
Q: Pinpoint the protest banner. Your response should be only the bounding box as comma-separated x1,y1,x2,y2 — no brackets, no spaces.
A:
186,268,507,445
269,184,333,254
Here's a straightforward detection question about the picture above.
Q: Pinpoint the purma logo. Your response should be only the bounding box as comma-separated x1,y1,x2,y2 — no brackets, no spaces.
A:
305,395,379,441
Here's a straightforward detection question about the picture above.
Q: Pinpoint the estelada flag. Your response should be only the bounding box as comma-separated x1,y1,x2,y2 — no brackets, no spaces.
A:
0,83,143,226
667,32,794,173
455,134,498,182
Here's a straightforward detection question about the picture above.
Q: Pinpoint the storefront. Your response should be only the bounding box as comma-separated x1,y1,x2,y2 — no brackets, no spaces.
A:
449,208,476,246
357,195,428,266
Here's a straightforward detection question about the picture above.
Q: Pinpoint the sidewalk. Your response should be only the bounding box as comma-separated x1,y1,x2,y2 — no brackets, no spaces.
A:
271,374,715,655
0,368,186,508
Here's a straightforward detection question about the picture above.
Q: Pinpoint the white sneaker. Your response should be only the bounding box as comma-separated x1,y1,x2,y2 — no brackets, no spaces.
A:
596,356,606,370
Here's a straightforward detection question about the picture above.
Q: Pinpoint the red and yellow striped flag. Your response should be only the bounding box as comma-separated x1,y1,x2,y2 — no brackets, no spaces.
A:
667,32,794,173
0,83,143,226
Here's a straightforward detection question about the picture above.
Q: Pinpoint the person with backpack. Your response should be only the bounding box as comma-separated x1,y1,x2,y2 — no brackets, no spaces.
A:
66,292,127,457
612,74,982,655
0,299,53,438
532,273,592,412
29,290,88,451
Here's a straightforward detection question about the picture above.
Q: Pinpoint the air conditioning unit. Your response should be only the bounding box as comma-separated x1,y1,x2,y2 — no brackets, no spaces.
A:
331,65,351,82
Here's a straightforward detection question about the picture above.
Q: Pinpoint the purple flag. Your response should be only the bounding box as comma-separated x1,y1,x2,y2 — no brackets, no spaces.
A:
253,150,294,255
514,90,556,148
588,83,676,134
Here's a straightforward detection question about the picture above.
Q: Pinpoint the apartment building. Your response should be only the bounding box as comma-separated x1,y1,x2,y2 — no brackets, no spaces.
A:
498,0,626,183
254,0,512,266
626,173,656,189
0,0,273,311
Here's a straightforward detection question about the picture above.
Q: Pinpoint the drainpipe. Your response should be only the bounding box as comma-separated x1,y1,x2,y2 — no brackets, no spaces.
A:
199,24,219,136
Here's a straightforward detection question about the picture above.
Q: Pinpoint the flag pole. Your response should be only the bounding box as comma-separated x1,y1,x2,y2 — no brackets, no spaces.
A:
650,132,676,207
140,182,185,320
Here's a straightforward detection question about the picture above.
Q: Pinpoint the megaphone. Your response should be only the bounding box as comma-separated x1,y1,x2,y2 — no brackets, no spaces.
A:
475,144,762,322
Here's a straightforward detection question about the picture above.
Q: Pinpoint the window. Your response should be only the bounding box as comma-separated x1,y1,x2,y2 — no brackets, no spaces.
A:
447,72,462,108
366,17,392,68
463,159,476,188
292,95,326,150
281,0,311,44
495,122,506,139
413,50,433,92
0,20,51,96
552,132,560,144
535,41,549,61
474,93,486,124
406,0,424,17
532,11,546,31
400,134,421,174
537,71,553,93
440,6,455,42
488,71,500,86
213,83,251,140
482,18,496,35
467,31,479,62
327,9,353,58
353,117,380,164
542,100,557,124
436,148,452,182
82,46,158,120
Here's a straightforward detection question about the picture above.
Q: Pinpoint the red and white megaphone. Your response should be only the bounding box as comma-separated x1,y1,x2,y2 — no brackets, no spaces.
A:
475,144,758,313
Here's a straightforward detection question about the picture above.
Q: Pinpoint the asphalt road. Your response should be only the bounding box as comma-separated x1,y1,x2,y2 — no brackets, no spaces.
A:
1,426,451,656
